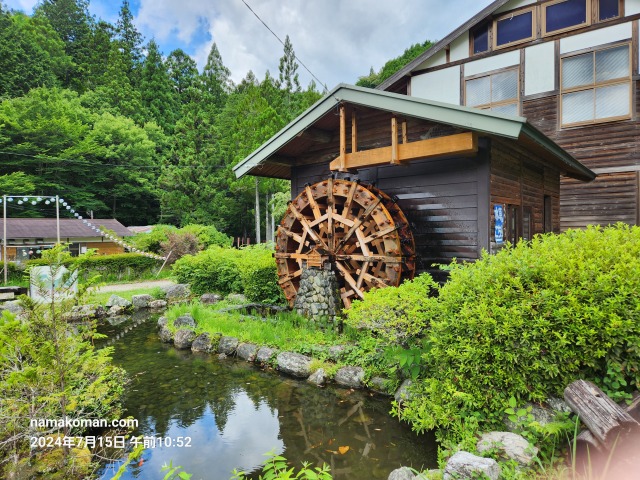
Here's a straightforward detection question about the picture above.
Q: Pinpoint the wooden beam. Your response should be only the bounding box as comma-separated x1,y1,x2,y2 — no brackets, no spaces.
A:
351,112,358,154
339,105,346,172
391,116,399,165
402,120,408,144
329,132,478,171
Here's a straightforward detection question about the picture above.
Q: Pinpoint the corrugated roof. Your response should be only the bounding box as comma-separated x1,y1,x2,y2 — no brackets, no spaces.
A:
233,84,595,182
0,218,133,239
377,0,509,91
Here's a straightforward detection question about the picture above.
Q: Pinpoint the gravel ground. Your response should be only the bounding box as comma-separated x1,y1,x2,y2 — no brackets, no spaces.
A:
93,279,175,293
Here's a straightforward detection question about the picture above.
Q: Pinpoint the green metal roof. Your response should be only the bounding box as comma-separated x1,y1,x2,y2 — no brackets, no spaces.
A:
233,84,595,181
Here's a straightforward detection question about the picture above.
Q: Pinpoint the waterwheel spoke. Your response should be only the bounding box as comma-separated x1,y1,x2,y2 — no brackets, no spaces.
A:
276,178,415,308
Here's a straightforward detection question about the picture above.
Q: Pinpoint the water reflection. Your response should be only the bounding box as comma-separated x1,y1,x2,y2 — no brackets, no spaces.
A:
97,314,436,479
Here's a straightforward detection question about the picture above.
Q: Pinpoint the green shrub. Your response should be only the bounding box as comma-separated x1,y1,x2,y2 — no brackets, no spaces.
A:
130,224,232,254
345,274,438,342
172,244,284,304
173,246,243,296
398,224,640,433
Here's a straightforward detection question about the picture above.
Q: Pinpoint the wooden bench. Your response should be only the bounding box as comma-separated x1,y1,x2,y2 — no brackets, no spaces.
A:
0,286,28,302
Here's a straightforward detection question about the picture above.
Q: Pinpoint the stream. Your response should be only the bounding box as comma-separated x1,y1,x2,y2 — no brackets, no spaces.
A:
96,312,437,479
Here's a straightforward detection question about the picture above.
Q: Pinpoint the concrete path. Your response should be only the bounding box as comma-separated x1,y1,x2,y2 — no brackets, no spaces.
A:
93,279,175,293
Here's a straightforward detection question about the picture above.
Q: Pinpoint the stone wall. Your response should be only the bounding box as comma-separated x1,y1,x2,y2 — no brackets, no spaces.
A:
293,265,341,327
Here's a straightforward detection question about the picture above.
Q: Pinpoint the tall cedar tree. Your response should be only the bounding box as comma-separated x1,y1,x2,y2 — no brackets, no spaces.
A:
115,0,144,87
35,0,94,92
140,39,178,133
166,49,199,105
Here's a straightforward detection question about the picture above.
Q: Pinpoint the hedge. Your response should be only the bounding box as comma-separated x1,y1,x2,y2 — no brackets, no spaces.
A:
346,224,640,433
173,245,285,304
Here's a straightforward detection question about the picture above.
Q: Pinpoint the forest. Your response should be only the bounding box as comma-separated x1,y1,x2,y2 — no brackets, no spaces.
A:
0,0,432,240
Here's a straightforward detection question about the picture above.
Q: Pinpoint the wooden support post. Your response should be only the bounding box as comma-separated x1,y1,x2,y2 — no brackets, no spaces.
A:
402,120,408,144
339,105,346,172
564,380,640,446
391,116,399,165
351,111,357,154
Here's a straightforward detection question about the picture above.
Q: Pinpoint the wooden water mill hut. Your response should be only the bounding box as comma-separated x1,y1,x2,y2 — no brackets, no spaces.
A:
233,84,595,307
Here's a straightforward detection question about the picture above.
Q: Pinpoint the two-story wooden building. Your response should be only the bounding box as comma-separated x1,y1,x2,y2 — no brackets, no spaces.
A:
379,0,640,229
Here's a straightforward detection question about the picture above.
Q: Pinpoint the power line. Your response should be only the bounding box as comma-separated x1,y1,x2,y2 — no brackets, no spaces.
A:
240,0,328,92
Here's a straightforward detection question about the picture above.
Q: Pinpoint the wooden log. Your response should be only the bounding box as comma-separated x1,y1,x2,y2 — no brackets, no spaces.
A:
564,380,640,447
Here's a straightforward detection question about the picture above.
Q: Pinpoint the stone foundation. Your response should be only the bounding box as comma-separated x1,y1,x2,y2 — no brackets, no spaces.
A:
293,266,341,327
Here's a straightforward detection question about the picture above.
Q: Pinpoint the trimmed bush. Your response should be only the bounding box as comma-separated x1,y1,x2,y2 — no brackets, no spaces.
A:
130,224,232,254
173,244,284,304
26,253,159,281
349,224,640,433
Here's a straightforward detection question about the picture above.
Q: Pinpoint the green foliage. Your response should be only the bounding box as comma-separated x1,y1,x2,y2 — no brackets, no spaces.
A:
161,461,192,480
172,245,284,304
345,274,438,342
394,224,640,434
356,40,433,88
231,450,332,480
0,245,126,474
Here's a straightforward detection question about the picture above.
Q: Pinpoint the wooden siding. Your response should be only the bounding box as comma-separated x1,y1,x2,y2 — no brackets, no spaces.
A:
86,242,126,255
293,153,487,278
490,137,561,250
522,80,640,229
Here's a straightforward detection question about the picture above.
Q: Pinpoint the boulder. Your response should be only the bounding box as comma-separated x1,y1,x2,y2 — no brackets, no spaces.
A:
164,284,191,301
107,315,128,326
0,300,23,315
388,467,416,480
237,343,258,362
477,432,538,466
444,451,500,480
368,377,391,395
159,326,173,343
504,403,556,431
218,336,239,355
106,295,131,308
108,305,126,317
546,396,572,414
256,346,277,364
132,294,153,309
65,304,105,321
191,333,217,353
276,352,312,378
225,293,247,304
200,293,223,305
149,299,168,310
328,344,348,361
174,315,196,329
334,366,365,389
157,316,168,328
394,379,413,403
173,329,196,349
307,368,327,387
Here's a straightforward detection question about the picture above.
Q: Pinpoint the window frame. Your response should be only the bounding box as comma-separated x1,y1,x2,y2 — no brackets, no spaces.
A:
559,42,632,128
470,21,492,56
595,0,623,23
493,7,537,50
464,66,521,115
542,0,592,37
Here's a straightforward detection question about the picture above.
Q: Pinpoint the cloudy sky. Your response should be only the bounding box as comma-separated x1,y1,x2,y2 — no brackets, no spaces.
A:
6,0,495,89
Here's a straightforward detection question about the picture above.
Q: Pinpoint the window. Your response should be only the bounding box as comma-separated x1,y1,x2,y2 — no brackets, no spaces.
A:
597,0,620,21
560,44,631,126
494,8,535,48
471,22,490,54
465,68,519,115
543,0,590,36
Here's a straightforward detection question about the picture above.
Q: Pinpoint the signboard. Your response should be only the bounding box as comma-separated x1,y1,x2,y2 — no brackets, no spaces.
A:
29,266,78,302
494,204,504,244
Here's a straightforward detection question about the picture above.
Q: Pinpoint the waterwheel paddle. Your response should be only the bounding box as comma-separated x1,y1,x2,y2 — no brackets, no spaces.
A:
275,178,416,308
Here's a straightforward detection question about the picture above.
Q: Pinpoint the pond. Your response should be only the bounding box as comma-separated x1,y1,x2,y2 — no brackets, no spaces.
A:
97,312,437,479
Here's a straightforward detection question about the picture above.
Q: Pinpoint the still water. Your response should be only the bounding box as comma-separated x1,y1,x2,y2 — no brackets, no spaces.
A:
97,312,436,479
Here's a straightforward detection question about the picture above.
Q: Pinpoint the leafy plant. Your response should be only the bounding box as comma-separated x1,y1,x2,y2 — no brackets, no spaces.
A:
231,451,332,480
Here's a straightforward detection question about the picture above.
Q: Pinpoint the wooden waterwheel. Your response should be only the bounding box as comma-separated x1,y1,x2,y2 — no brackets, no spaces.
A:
275,178,416,308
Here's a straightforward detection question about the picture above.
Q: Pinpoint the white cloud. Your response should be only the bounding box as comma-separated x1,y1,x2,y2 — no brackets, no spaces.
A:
136,0,494,88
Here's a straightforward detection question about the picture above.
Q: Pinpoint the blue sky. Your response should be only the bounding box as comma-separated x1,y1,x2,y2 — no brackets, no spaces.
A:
5,0,494,89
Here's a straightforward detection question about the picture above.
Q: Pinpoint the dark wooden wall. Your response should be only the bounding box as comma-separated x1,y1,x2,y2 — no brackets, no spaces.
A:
489,137,561,235
522,79,640,230
292,151,490,277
